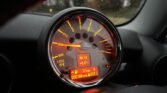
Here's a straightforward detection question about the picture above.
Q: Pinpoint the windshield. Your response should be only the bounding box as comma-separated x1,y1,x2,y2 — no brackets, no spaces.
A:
29,0,144,25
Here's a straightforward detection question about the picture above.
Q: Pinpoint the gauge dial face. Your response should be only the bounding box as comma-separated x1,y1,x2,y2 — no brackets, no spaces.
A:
48,13,120,87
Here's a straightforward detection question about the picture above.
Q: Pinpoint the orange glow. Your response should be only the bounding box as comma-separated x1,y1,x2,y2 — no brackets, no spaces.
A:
101,50,112,54
52,42,81,48
66,20,75,32
77,16,82,30
77,54,90,67
83,88,101,93
99,38,109,43
52,53,64,59
87,19,92,32
70,66,98,81
94,27,103,37
57,29,68,38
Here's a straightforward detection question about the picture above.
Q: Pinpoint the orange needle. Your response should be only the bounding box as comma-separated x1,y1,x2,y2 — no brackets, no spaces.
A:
52,42,81,48
101,50,112,54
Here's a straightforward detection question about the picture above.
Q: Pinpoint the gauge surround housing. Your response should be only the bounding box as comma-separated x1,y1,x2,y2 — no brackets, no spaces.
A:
39,7,123,88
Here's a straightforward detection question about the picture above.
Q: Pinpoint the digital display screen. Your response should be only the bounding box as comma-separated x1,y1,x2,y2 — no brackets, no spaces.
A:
77,54,90,67
70,66,98,81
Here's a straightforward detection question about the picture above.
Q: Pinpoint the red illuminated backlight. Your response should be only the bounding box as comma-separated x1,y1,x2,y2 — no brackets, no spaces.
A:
77,54,90,67
70,66,98,82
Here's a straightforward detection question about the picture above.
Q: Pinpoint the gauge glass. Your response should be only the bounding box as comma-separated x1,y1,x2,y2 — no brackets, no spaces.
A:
48,14,119,86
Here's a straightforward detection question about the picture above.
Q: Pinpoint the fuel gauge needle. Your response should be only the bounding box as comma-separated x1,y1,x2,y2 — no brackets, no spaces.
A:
52,42,81,48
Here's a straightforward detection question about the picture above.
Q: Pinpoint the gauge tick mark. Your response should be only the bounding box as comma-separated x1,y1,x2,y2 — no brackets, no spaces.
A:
66,20,75,32
94,27,103,37
57,29,68,38
87,19,92,32
77,16,82,30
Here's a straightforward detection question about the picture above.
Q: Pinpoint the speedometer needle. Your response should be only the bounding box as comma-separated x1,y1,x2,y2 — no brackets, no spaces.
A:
52,42,81,48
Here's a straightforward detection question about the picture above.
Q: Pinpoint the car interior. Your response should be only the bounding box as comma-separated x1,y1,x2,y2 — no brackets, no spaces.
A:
0,0,167,93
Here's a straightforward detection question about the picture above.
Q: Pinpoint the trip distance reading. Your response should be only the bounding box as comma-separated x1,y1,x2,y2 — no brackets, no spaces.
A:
70,66,98,81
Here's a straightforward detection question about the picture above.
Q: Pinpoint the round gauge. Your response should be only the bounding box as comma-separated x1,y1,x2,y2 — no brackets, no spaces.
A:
47,8,122,88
